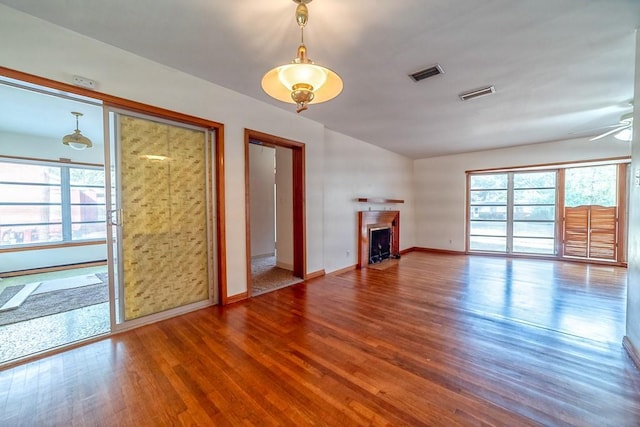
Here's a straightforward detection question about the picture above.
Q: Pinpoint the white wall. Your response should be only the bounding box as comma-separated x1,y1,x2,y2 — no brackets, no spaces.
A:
625,30,640,359
248,144,275,258
414,137,631,251
323,129,416,274
275,147,293,270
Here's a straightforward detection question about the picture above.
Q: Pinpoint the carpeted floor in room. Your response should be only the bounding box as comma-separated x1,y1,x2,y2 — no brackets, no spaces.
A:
251,255,302,296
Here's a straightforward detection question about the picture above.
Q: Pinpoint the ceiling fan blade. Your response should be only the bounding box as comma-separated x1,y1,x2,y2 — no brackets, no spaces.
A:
589,125,629,141
580,123,623,133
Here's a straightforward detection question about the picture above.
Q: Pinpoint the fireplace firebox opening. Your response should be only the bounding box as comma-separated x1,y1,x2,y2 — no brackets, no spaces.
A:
369,227,391,264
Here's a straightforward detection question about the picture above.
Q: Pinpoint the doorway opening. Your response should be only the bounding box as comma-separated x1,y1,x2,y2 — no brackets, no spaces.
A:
0,67,226,365
0,76,108,364
561,163,627,262
245,130,306,296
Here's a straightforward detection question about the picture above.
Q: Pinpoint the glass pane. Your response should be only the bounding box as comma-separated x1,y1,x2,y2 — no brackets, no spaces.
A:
0,183,61,203
0,163,60,184
0,224,62,245
71,204,106,222
513,171,556,188
0,205,62,225
513,237,555,254
470,190,507,204
470,174,507,190
71,222,106,240
514,188,556,204
70,187,106,204
514,205,555,220
565,165,617,207
469,236,506,252
513,221,555,238
469,221,506,236
69,168,105,186
470,206,507,220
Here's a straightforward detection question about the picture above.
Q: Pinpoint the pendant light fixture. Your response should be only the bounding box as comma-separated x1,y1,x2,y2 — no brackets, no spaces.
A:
261,0,343,113
62,112,93,150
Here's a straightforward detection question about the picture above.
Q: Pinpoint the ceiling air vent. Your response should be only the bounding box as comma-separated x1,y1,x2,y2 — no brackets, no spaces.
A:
459,85,495,101
409,64,444,82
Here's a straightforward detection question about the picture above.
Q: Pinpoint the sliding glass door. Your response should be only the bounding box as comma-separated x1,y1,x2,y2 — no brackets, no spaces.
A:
106,111,215,325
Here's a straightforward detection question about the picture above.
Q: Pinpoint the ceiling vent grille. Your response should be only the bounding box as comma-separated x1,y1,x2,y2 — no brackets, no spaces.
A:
459,85,495,101
409,64,444,82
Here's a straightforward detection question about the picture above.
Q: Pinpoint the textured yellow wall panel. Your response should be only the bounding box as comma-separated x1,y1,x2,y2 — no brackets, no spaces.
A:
119,116,209,320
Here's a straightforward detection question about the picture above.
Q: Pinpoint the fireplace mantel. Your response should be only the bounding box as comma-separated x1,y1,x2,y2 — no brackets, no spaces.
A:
357,210,400,268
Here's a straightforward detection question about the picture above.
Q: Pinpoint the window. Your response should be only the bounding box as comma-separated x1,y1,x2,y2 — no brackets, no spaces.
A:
469,173,508,252
512,171,556,254
468,170,557,255
565,165,617,207
0,159,105,248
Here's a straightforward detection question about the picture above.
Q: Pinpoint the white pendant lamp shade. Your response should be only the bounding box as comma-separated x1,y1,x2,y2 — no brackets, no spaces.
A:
62,112,92,150
262,61,342,101
261,0,343,113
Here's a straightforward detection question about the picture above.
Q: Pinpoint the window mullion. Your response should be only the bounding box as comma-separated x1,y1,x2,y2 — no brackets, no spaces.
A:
507,173,514,253
61,166,72,241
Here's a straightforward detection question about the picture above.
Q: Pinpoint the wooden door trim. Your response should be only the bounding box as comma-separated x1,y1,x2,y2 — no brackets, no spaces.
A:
244,129,306,299
617,163,628,263
561,163,627,264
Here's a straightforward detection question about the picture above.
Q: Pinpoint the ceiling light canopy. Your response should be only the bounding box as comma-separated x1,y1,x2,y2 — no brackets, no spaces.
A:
62,111,92,150
261,0,343,113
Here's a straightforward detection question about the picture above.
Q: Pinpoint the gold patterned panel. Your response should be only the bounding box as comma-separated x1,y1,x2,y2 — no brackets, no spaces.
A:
119,115,209,320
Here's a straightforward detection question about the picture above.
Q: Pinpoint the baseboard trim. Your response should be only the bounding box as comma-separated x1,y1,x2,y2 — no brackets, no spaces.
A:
306,269,325,280
623,336,640,369
411,247,466,255
251,253,275,260
276,261,294,270
328,265,356,275
225,292,248,305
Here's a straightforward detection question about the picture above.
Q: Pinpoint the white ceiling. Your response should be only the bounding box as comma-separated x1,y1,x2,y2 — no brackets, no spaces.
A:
1,0,639,159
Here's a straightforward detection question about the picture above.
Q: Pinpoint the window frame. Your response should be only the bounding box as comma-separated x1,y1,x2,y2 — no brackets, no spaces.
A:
466,158,629,263
0,156,106,251
468,170,558,255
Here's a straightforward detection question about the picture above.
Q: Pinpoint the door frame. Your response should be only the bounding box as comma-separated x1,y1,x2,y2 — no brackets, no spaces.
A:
558,163,628,263
0,66,228,311
244,129,306,297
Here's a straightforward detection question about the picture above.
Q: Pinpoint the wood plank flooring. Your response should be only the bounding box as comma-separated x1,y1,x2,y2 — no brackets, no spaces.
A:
1,252,639,426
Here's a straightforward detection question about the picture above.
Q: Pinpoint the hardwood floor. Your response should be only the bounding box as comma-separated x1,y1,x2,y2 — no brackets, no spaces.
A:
1,253,639,426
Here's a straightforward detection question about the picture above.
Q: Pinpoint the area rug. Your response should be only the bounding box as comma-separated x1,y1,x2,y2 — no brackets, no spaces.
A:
251,256,302,295
0,273,108,326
